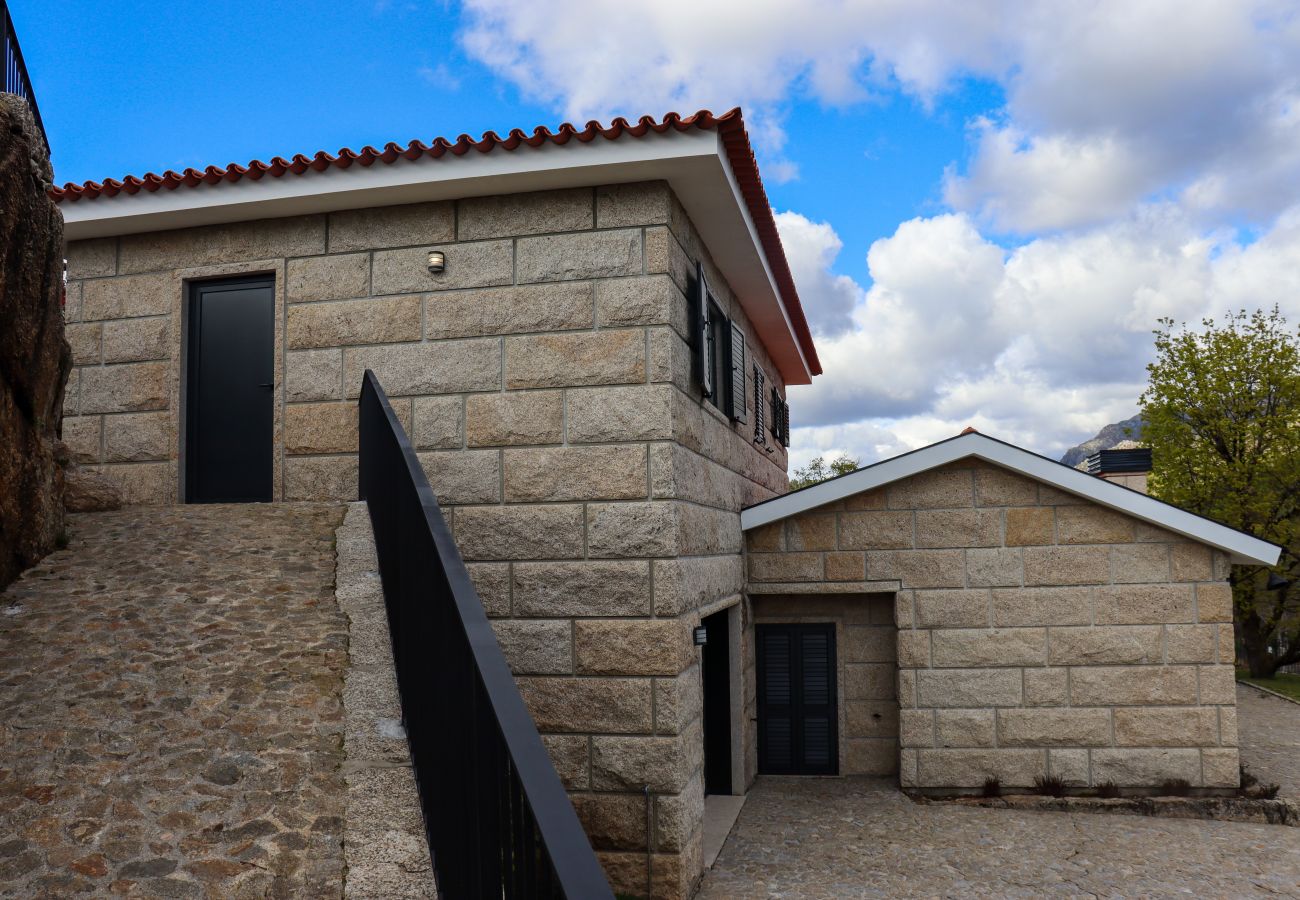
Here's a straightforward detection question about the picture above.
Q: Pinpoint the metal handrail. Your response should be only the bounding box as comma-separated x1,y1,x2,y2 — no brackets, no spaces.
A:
358,370,614,899
1,1,47,154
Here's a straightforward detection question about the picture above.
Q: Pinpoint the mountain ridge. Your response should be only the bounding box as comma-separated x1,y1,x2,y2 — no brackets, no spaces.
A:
1059,416,1145,468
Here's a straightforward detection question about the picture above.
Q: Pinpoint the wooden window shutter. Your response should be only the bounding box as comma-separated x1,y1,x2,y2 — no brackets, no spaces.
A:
694,262,713,400
780,399,791,447
753,365,766,444
727,320,747,423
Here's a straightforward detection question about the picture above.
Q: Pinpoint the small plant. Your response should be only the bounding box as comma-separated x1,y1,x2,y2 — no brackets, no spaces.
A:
1237,765,1280,798
1096,781,1121,799
1158,778,1192,796
54,530,69,550
981,776,1001,798
1034,774,1066,798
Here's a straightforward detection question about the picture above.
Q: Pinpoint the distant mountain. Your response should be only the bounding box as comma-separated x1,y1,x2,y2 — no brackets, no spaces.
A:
1059,416,1145,468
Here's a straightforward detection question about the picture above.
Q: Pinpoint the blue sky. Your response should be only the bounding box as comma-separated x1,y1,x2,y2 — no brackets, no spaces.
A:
20,1,1300,466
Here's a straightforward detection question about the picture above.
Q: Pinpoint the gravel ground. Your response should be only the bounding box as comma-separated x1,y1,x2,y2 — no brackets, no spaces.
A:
0,503,347,898
1238,682,1300,799
698,777,1300,898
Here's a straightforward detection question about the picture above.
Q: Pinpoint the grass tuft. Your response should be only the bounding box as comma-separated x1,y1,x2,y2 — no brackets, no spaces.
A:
1034,775,1066,797
1096,781,1121,799
981,776,1001,798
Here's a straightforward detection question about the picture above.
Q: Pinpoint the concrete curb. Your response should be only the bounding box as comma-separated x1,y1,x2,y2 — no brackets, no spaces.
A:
337,501,437,898
914,793,1300,827
1238,678,1300,706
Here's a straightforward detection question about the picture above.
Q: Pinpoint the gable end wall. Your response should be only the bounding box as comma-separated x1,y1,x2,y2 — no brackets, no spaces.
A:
745,457,1239,791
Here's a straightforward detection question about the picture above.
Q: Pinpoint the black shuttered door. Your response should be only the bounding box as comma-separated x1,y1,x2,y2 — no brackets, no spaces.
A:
756,623,838,775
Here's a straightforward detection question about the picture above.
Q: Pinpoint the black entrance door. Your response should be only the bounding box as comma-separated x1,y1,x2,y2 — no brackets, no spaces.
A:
756,623,838,775
701,609,732,795
186,277,274,503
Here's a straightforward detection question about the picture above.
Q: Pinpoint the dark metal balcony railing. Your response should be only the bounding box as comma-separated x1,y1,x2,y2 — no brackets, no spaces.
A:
2,0,47,153
358,370,614,900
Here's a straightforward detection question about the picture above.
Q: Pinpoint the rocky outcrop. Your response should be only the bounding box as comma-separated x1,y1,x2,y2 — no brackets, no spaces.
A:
0,95,70,589
1060,415,1145,468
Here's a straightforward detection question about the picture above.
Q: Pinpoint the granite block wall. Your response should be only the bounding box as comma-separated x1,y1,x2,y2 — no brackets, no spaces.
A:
744,458,1238,792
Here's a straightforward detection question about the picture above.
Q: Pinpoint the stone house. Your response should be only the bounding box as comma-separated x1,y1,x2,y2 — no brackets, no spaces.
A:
54,109,1279,898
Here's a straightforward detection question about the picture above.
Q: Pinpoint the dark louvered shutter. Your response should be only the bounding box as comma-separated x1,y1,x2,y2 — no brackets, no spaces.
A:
769,387,791,446
726,321,747,423
694,262,713,400
798,627,834,770
753,366,766,445
757,623,838,775
757,628,794,771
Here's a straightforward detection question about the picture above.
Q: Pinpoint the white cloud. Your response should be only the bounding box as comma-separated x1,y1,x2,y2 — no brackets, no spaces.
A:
787,206,1300,464
942,124,1156,234
772,211,863,336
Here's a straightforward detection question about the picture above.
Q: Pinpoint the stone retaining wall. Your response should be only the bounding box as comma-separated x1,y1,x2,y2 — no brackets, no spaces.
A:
335,502,435,898
65,182,789,898
744,457,1239,791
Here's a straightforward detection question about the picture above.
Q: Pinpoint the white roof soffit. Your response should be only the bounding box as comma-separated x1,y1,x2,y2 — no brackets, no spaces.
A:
741,432,1282,566
60,129,813,384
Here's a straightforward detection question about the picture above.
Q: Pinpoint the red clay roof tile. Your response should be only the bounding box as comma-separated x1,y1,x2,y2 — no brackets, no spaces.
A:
51,108,820,375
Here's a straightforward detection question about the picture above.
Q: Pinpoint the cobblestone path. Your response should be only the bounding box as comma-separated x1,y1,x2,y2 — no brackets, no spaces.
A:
1238,682,1300,799
699,777,1300,898
0,503,347,898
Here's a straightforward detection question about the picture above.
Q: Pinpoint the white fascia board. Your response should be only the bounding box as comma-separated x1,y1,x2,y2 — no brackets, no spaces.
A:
741,432,1282,566
61,128,813,384
61,129,718,238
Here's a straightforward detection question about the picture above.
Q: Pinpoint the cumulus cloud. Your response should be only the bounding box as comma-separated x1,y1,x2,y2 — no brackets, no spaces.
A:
772,211,863,336
787,206,1300,464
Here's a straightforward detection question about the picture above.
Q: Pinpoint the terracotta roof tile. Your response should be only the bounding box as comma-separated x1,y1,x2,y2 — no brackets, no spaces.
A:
51,108,819,374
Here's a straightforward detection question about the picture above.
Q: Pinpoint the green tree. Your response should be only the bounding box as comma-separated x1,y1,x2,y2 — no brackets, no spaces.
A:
1140,307,1300,677
790,454,860,490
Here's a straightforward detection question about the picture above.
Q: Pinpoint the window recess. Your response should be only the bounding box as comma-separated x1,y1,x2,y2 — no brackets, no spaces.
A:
692,261,747,423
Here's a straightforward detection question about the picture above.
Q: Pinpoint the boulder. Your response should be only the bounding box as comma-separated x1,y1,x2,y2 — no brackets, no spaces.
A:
0,95,70,588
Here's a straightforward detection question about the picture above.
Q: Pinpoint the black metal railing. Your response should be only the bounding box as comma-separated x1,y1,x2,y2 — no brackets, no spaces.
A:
2,1,47,153
358,370,614,900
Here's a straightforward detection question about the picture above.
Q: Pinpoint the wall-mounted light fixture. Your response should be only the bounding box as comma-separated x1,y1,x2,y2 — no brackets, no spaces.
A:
427,250,446,274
